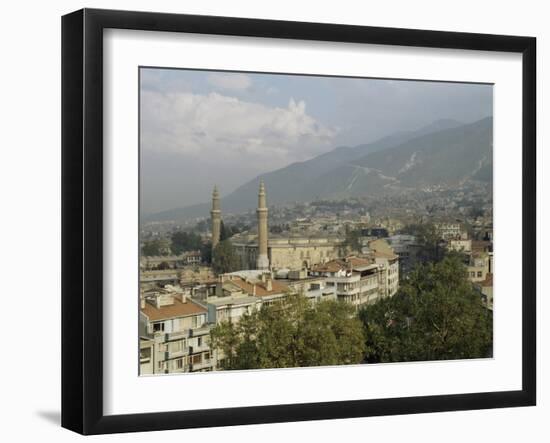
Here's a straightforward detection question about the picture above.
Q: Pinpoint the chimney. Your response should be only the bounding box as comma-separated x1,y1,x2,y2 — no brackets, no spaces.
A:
178,291,187,304
266,278,272,292
253,284,256,296
140,297,145,309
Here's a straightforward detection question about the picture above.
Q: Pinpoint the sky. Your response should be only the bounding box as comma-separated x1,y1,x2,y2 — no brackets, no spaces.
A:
140,68,493,214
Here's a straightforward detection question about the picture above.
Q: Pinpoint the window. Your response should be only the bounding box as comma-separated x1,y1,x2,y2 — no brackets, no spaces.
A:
477,271,483,278
176,358,184,369
197,337,202,347
153,322,165,332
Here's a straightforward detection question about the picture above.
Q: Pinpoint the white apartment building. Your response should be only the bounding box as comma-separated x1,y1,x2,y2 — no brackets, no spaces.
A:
310,255,396,309
140,289,213,374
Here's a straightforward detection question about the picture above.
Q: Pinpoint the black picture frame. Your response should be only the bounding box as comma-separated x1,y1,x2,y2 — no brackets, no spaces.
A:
61,8,536,435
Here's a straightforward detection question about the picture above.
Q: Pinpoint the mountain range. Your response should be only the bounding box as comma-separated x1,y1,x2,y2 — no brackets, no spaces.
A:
144,117,492,222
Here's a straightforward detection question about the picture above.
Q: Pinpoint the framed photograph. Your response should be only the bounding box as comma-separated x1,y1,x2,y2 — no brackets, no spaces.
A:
61,8,536,435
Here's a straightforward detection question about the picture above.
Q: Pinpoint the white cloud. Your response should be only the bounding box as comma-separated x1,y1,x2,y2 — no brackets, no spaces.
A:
206,73,252,91
140,91,337,172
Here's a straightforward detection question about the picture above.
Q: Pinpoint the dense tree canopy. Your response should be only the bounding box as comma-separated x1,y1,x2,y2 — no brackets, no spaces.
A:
141,239,168,257
401,222,441,262
211,239,240,274
344,225,363,253
170,231,203,255
211,294,366,370
200,241,212,265
359,254,492,363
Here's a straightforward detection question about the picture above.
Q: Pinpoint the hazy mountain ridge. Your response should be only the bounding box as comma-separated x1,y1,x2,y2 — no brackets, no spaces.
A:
144,118,492,222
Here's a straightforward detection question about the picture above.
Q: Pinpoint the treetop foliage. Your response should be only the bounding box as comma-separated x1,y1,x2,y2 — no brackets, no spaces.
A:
211,293,366,370
359,254,492,363
212,239,240,274
170,231,203,255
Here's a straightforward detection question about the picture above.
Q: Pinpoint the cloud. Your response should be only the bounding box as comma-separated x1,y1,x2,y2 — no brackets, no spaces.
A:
140,91,336,171
207,73,252,91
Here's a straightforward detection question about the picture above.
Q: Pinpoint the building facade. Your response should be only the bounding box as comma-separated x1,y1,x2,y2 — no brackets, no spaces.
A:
140,289,213,374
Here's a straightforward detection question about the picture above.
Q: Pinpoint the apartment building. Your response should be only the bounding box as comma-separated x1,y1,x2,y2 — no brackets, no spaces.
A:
140,288,213,374
310,255,394,309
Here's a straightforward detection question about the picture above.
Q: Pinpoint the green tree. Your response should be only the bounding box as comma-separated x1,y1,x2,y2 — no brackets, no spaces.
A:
344,225,362,253
212,239,240,274
170,231,203,255
211,294,366,370
156,261,171,270
200,241,212,264
141,239,166,256
219,220,229,241
359,254,492,363
402,222,440,262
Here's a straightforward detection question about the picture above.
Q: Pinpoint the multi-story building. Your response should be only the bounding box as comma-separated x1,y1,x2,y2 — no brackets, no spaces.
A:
474,273,493,310
310,255,396,309
140,289,213,374
434,221,464,240
367,239,400,297
140,269,180,291
447,238,472,253
467,252,491,283
386,234,421,276
183,250,202,265
285,275,337,304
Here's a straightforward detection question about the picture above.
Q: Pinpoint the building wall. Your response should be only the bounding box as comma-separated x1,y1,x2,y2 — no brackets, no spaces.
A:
270,244,344,269
234,238,347,270
467,255,490,283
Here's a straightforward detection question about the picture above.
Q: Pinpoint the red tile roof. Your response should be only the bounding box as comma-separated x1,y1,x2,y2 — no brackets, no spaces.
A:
230,277,289,297
141,298,206,322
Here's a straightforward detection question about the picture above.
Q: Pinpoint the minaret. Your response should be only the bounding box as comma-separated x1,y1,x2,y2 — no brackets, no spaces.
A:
256,180,269,270
211,185,221,250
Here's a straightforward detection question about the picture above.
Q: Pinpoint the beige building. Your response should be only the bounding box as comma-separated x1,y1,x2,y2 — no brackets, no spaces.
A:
310,255,396,309
140,289,213,374
474,273,493,310
434,221,465,240
179,266,216,285
367,239,400,297
232,233,347,271
140,269,180,291
448,238,472,253
467,252,491,283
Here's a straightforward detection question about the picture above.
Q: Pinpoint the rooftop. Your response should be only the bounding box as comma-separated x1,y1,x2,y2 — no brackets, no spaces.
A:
230,277,289,297
141,297,206,322
207,294,259,307
311,256,376,273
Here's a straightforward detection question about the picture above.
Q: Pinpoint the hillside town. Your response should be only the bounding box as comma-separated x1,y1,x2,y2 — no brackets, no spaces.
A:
139,181,493,374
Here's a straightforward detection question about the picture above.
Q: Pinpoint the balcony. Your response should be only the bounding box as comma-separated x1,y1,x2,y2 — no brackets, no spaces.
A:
165,347,189,359
164,324,211,341
188,325,211,337
335,287,360,296
190,359,214,372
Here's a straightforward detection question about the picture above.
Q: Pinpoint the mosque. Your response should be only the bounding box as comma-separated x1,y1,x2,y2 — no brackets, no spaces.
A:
210,181,348,271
